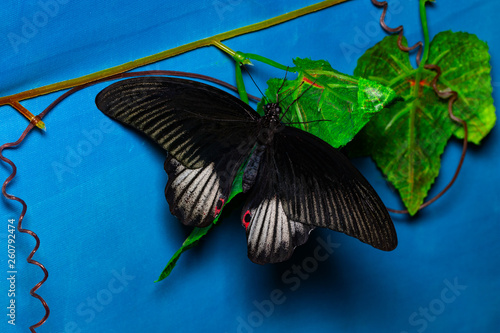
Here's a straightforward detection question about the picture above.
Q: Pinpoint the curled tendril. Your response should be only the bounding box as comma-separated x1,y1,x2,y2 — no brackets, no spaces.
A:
1,123,50,332
371,0,423,66
371,0,468,214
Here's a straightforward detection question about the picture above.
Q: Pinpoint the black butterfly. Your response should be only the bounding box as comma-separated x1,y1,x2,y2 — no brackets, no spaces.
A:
95,76,397,264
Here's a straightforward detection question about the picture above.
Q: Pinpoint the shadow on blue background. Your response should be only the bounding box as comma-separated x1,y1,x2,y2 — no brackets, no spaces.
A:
0,0,498,332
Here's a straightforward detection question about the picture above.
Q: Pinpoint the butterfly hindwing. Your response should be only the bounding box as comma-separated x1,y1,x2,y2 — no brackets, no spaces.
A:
242,195,314,265
164,149,252,227
242,126,396,264
96,76,259,168
96,76,260,227
241,143,314,264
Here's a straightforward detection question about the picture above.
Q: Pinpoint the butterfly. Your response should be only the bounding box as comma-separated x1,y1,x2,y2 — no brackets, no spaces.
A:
95,76,397,264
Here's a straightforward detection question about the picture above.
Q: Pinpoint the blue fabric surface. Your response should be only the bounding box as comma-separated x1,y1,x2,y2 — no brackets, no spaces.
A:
0,0,498,332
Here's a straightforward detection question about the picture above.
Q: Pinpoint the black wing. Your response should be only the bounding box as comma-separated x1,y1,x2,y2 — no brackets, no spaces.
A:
96,76,259,168
96,77,260,227
243,126,397,264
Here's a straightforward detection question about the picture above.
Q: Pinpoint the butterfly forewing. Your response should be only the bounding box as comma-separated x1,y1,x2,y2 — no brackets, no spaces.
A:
258,126,397,253
96,77,259,168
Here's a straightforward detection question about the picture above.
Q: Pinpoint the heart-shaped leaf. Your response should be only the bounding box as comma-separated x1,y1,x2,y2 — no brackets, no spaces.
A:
352,31,495,215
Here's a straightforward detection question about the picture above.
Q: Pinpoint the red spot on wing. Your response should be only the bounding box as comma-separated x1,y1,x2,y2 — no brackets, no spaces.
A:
214,197,225,217
302,77,323,89
242,210,251,230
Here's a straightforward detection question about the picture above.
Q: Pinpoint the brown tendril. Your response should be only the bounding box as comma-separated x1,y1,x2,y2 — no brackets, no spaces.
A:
1,122,50,332
371,1,468,214
371,0,423,66
0,69,258,331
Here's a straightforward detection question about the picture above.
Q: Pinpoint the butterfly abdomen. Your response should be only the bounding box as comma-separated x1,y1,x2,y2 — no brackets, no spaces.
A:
242,144,266,193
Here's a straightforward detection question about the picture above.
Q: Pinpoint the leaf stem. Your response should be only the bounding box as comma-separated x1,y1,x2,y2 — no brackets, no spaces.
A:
236,52,297,72
418,0,432,69
214,44,297,103
234,64,249,104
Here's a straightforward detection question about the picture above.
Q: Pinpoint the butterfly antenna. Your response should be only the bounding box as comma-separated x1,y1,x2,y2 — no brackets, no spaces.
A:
279,78,317,122
275,68,290,104
242,65,268,104
284,119,332,125
279,80,305,105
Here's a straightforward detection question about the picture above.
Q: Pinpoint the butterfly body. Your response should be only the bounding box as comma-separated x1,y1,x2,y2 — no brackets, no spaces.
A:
241,144,265,193
256,103,285,144
96,76,397,264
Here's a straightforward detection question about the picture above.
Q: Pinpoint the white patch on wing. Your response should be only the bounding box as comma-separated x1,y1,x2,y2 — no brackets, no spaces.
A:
166,158,223,227
245,197,313,265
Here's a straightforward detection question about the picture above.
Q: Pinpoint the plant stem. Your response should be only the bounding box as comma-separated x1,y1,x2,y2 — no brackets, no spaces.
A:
418,0,431,69
234,64,249,104
238,52,297,72
213,41,297,103
413,0,432,94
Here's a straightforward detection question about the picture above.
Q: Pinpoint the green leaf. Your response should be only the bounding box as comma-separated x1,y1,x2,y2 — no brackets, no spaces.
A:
258,58,397,148
155,151,248,282
352,32,495,215
155,224,213,282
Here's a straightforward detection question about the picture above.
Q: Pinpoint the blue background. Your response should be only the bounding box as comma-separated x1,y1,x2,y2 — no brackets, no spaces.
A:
0,0,498,332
